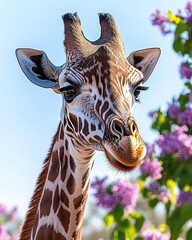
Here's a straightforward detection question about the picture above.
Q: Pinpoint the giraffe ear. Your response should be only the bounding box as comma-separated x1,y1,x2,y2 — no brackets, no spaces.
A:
127,48,161,82
16,48,63,93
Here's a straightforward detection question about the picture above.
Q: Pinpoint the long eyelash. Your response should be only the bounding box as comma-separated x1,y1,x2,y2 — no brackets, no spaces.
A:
135,86,149,103
136,86,149,91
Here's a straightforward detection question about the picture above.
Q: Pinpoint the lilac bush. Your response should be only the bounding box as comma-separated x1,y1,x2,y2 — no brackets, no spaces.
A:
92,2,192,240
156,124,192,160
0,203,20,240
141,227,170,240
92,177,139,212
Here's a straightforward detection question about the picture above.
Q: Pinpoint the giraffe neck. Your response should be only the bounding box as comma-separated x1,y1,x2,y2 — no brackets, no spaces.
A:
19,122,95,240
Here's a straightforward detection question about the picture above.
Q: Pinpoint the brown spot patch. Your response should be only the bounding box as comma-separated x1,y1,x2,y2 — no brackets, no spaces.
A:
78,117,82,131
82,119,89,136
91,123,96,131
72,229,81,239
60,146,64,163
73,194,83,209
61,157,68,182
36,225,65,240
76,204,86,226
69,112,78,132
58,206,70,233
61,189,69,208
70,155,76,173
67,174,76,195
48,151,60,182
101,101,109,117
40,189,52,218
53,185,60,213
65,139,68,151
60,126,64,140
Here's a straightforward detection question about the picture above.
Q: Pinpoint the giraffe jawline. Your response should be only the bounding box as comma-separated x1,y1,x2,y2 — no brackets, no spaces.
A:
104,150,137,172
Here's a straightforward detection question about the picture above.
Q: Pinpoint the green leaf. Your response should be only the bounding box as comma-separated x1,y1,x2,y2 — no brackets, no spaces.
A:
178,93,189,110
113,205,124,222
123,219,136,240
131,211,145,232
104,212,114,228
176,22,188,36
135,237,144,240
187,228,192,240
168,202,192,240
148,198,158,208
185,82,192,90
173,38,183,53
167,207,182,240
181,202,192,223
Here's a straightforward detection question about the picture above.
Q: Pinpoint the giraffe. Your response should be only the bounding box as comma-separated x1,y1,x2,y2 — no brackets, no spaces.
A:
16,13,160,240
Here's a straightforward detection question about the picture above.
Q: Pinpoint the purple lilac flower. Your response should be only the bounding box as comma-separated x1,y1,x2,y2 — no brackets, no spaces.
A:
140,158,163,180
148,182,161,192
168,104,180,118
91,176,116,209
148,111,157,118
113,181,139,212
7,207,18,221
0,225,10,240
157,124,192,160
0,203,7,214
148,183,171,203
185,1,192,15
180,62,192,80
151,9,171,35
156,188,171,203
177,190,192,207
177,107,192,125
146,143,156,157
142,228,170,240
92,177,139,211
168,103,192,125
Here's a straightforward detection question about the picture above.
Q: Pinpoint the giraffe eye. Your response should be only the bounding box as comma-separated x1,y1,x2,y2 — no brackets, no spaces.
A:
60,86,78,102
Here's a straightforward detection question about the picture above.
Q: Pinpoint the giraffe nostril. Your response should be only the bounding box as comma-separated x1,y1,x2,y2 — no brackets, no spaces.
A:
129,118,139,137
132,123,136,133
114,123,124,135
111,119,124,139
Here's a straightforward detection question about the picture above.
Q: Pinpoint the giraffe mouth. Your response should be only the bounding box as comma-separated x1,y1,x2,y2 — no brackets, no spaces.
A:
104,150,137,171
102,136,146,172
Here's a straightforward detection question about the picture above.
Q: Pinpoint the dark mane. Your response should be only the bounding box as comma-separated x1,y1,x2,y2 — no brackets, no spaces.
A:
19,123,61,240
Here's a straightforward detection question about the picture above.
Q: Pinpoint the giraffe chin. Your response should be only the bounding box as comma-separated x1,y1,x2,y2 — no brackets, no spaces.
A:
102,137,147,172
104,150,137,171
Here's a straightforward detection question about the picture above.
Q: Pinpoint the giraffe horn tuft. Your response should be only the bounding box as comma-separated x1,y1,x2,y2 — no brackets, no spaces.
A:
94,13,125,57
62,13,94,56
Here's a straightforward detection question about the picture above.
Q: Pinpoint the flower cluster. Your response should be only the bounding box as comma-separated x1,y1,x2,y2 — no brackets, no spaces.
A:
177,190,192,207
91,177,139,212
141,227,170,240
185,1,192,15
0,203,19,240
156,124,192,160
150,9,171,35
148,182,171,204
140,157,163,180
180,62,192,80
168,103,192,125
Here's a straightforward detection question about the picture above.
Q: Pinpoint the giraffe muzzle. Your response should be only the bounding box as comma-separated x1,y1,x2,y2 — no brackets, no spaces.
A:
110,117,139,140
103,117,146,171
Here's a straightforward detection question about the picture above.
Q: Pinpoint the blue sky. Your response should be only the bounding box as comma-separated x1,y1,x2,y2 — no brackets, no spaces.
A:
0,0,186,216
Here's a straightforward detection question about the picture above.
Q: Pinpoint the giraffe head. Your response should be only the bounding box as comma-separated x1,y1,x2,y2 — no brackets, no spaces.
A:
16,13,160,172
